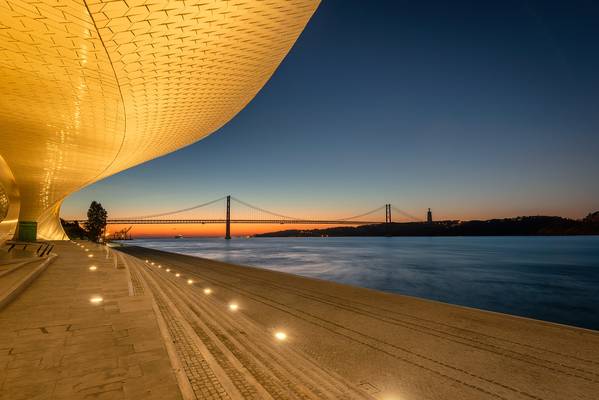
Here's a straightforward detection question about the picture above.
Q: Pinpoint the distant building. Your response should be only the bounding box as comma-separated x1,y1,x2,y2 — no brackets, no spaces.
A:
427,208,433,223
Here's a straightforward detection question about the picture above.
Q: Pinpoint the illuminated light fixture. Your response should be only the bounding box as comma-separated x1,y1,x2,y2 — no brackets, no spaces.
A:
274,331,287,341
166,268,171,272
84,249,89,252
145,260,149,263
158,265,162,269
187,279,193,284
89,266,97,271
228,303,239,311
90,296,103,304
175,273,180,277
87,254,93,258
203,288,212,295
151,262,155,266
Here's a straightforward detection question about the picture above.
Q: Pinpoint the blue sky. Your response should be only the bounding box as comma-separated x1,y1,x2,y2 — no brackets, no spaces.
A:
63,1,599,224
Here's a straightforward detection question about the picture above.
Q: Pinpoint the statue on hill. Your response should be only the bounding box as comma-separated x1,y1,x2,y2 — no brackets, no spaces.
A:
85,201,107,242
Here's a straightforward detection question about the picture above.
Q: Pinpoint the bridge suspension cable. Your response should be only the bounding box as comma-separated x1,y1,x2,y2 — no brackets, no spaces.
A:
230,196,301,221
124,196,227,219
390,205,421,222
337,205,387,221
232,197,391,222
112,196,421,223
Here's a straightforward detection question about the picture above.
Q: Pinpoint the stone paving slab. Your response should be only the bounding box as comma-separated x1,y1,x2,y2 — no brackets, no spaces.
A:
0,241,182,400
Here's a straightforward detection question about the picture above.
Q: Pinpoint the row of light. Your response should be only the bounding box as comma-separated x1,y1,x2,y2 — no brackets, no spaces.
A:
85,252,397,398
144,259,287,342
73,241,94,258
72,241,103,304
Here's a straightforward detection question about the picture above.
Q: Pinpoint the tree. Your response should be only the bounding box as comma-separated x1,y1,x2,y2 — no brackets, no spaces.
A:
85,201,107,242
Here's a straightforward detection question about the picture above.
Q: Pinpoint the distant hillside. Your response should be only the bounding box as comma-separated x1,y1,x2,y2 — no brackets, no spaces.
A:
255,214,599,237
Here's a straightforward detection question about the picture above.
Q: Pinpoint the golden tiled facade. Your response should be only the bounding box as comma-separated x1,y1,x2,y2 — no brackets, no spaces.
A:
0,0,319,242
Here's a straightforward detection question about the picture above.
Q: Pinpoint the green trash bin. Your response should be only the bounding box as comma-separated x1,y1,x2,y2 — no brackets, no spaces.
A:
17,221,37,242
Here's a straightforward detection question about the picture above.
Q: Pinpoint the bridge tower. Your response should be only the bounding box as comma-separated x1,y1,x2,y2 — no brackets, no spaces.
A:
385,204,392,237
427,208,433,223
225,195,231,240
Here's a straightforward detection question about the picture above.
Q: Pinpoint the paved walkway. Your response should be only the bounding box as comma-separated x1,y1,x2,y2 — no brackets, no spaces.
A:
120,251,370,400
0,241,181,400
2,242,599,400
121,245,599,400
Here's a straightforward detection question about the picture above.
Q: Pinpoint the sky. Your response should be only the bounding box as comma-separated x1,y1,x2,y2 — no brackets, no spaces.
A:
62,0,599,237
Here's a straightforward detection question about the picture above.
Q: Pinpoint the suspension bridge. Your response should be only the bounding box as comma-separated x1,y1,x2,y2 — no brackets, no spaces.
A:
68,195,423,239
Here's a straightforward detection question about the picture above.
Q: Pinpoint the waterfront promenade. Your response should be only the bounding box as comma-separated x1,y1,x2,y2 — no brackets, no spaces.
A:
1,242,599,399
0,242,181,400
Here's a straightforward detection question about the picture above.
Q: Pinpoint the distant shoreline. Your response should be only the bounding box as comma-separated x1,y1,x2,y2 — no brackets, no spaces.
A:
115,233,599,240
254,214,599,238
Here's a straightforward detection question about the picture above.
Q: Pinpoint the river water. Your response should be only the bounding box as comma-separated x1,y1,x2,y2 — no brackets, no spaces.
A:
122,236,599,330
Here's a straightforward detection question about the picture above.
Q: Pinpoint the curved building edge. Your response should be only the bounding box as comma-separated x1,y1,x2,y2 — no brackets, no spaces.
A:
0,0,320,243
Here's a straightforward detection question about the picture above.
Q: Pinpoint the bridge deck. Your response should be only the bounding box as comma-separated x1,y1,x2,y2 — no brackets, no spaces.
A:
90,219,381,225
1,242,598,400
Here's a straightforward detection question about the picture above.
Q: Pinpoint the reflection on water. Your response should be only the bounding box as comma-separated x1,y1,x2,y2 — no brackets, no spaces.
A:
123,236,599,330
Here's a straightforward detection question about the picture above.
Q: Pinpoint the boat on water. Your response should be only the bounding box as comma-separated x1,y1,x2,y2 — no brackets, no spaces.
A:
174,234,183,239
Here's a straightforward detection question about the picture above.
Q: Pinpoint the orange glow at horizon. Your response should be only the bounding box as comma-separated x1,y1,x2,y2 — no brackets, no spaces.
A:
103,209,514,237
107,223,350,237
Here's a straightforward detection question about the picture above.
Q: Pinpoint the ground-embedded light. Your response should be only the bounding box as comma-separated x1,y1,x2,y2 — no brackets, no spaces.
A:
89,266,97,271
203,288,212,295
90,296,103,304
274,331,287,341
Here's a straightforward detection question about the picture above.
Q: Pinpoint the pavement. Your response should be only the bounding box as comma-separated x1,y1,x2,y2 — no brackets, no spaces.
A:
119,245,599,400
0,241,181,400
1,241,599,400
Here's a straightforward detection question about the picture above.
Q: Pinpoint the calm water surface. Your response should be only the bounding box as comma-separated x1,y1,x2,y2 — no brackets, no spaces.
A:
123,236,599,330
